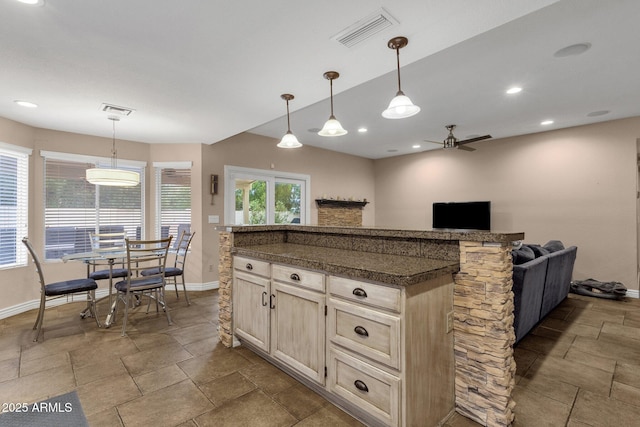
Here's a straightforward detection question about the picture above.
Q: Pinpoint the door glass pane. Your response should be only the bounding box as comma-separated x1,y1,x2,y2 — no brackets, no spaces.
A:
234,179,267,225
275,182,301,224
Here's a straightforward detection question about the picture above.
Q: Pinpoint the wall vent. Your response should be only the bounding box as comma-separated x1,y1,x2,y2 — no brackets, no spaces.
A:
100,103,135,116
332,8,398,48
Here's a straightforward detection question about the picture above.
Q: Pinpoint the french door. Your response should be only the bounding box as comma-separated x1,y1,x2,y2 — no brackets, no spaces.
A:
224,166,310,225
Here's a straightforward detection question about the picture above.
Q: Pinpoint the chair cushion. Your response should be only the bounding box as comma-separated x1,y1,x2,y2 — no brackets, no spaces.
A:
44,278,98,297
115,277,164,292
140,267,182,277
89,268,129,280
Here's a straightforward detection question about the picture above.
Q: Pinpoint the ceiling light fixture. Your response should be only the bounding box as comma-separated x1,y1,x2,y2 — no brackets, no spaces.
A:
86,117,140,186
318,71,347,137
540,120,554,126
506,87,522,94
277,94,302,148
17,0,44,5
382,36,420,119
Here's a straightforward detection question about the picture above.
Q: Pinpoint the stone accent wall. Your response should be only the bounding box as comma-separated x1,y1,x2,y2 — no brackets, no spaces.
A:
453,241,516,427
317,206,362,227
218,231,234,347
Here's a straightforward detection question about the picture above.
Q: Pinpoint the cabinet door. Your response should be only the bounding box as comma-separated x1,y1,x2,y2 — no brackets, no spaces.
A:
233,270,270,352
270,281,325,385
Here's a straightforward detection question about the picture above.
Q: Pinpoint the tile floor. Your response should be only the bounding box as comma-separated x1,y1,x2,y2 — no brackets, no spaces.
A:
0,290,638,426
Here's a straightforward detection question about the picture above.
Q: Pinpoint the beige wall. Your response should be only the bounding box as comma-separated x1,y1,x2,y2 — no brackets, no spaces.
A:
0,119,376,312
374,116,640,292
200,132,376,283
2,113,638,313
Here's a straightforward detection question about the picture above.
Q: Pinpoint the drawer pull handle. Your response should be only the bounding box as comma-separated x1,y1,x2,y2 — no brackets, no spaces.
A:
354,326,369,337
245,263,253,271
290,273,300,281
270,294,276,309
352,288,367,298
261,291,268,307
354,380,369,393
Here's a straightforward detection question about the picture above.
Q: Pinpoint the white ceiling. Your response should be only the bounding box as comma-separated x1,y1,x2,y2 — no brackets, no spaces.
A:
2,0,639,159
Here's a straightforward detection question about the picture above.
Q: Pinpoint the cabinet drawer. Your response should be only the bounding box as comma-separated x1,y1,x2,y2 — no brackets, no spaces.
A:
328,298,401,370
329,276,401,313
234,256,270,277
272,264,325,292
328,347,400,427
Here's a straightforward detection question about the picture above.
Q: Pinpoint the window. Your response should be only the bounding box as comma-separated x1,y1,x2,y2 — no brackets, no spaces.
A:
225,166,310,225
0,142,31,269
42,151,145,260
154,162,191,240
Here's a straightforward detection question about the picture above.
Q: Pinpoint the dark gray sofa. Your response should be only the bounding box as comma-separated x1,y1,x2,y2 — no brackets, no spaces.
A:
512,241,577,344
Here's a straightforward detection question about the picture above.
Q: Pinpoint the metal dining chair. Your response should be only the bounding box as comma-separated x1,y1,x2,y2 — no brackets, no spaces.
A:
22,237,100,342
113,236,173,336
88,231,129,281
142,230,195,305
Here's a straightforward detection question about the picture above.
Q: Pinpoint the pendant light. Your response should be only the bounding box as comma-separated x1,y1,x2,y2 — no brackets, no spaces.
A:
86,117,140,186
318,71,347,137
382,36,420,119
277,94,302,148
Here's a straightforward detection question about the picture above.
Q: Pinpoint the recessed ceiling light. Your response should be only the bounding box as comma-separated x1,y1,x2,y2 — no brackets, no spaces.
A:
387,149,398,153
540,120,554,126
14,100,38,108
412,144,421,149
17,0,44,5
586,110,610,117
358,127,367,133
506,87,522,94
553,43,591,58
307,127,321,133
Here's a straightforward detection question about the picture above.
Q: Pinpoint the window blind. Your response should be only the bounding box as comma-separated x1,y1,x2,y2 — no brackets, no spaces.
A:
0,145,30,268
43,155,145,260
155,165,191,241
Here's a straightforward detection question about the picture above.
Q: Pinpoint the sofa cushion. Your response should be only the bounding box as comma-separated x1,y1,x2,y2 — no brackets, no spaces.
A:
512,256,549,344
512,246,535,264
539,246,578,318
525,244,551,258
543,240,565,253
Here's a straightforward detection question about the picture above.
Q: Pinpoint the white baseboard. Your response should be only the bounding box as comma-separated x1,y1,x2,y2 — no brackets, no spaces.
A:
0,281,219,321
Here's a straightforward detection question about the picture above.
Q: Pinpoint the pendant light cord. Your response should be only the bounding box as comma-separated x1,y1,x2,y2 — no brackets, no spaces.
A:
110,117,118,169
329,78,334,117
286,99,292,132
395,46,403,94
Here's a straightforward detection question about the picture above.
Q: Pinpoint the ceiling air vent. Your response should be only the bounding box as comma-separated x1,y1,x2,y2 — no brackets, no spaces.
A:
332,8,398,48
100,103,135,116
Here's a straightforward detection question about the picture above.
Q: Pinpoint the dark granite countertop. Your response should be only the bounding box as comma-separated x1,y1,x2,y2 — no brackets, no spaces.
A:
233,243,459,287
216,224,524,244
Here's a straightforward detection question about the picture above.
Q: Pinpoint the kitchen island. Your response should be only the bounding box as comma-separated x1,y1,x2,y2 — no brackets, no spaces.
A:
217,225,523,427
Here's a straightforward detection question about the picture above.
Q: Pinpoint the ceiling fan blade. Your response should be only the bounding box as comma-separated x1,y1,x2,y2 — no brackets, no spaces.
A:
458,134,492,145
458,145,476,152
423,139,445,148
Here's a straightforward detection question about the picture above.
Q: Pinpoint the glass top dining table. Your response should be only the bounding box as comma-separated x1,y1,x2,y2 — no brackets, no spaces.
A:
62,250,128,327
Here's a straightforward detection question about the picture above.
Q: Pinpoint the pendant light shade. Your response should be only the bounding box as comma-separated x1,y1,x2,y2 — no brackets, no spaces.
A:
86,117,140,186
382,36,420,119
318,71,347,137
277,94,302,148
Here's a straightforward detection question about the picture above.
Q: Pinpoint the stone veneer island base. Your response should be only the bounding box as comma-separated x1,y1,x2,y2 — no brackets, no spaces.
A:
217,225,524,427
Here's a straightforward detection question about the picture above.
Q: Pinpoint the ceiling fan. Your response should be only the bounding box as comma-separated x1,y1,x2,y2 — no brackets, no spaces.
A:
425,124,492,151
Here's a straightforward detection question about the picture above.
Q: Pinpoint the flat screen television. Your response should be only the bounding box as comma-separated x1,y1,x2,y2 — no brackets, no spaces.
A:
432,201,491,230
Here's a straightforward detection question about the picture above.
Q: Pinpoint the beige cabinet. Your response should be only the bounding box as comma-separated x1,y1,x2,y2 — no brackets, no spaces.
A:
271,279,325,385
233,256,271,352
234,256,455,427
327,274,455,427
233,257,326,385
